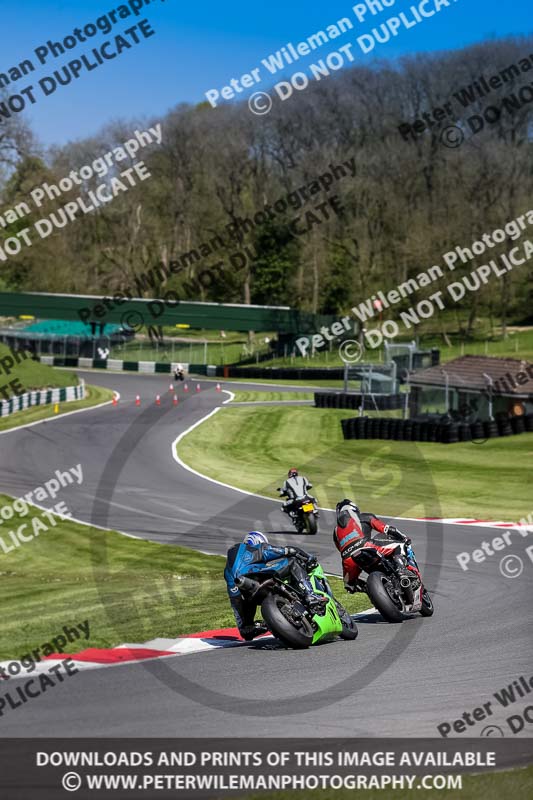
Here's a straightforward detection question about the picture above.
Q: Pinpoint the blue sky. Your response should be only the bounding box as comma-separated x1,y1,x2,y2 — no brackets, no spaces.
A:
2,0,531,147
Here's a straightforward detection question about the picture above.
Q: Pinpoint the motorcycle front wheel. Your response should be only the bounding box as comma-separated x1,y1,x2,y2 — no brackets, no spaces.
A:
419,588,434,617
334,600,358,640
261,594,314,649
366,571,404,623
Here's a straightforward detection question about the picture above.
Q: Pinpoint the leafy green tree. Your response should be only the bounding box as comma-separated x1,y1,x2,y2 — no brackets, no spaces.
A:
250,219,299,306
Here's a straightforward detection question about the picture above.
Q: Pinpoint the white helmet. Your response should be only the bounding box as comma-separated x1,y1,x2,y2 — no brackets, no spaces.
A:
243,531,268,545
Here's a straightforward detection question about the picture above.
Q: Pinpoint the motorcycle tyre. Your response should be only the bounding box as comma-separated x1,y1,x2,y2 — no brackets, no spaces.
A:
304,513,318,535
366,571,405,623
419,588,434,617
335,600,359,640
261,594,314,649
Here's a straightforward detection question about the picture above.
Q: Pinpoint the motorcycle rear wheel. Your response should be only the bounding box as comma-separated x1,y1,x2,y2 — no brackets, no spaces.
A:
304,512,318,535
261,594,314,649
366,571,404,623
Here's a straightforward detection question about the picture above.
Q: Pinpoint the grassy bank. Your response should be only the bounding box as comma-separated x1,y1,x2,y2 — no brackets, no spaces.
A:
104,323,533,370
0,501,367,660
0,343,78,394
0,342,113,431
234,328,533,369
230,391,314,403
0,383,114,432
177,404,533,520
223,378,348,388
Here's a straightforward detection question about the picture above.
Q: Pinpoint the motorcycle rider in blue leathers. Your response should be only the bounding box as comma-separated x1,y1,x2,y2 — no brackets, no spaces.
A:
224,532,326,640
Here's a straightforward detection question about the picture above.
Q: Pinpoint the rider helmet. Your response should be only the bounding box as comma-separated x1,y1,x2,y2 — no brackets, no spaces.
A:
243,531,269,546
288,468,299,478
335,498,360,527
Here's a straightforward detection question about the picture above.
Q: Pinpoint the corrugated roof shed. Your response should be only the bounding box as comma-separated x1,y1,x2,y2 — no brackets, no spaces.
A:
410,355,533,395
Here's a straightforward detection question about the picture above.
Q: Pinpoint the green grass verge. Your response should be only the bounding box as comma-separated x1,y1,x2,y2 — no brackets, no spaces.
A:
66,325,533,372
0,384,114,432
110,341,248,365
245,765,533,800
177,405,533,520
158,329,255,343
0,501,367,660
230,391,402,415
230,392,314,403
0,343,78,398
223,378,348,388
233,328,533,370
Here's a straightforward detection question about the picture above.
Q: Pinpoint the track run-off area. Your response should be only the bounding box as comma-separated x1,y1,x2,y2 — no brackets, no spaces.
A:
0,371,531,742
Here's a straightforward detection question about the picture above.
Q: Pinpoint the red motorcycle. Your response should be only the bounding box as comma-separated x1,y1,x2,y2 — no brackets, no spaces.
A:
350,536,434,623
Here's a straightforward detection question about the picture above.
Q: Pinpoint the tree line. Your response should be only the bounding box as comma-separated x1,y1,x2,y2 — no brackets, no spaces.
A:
0,34,532,340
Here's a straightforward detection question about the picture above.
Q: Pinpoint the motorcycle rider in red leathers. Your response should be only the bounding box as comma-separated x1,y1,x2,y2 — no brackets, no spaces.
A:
333,499,421,593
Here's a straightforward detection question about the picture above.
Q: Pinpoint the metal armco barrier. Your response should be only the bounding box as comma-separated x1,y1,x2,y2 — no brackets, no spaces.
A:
0,380,85,418
37,356,196,374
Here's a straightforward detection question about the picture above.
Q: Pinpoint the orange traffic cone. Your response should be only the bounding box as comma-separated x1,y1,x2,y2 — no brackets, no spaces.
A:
112,394,118,406
216,383,221,392
196,383,201,393
184,383,189,392
135,395,141,407
169,383,174,392
173,394,178,406
155,394,161,406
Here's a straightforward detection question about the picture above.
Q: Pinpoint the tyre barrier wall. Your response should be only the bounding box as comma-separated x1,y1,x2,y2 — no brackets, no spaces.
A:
340,413,533,444
0,380,85,418
218,366,345,380
315,392,403,410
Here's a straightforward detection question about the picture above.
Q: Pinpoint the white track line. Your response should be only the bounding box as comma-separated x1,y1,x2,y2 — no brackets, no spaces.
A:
171,391,275,501
172,395,530,532
0,390,146,540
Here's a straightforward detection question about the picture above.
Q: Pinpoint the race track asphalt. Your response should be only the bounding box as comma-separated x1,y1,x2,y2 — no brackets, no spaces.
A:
0,372,531,739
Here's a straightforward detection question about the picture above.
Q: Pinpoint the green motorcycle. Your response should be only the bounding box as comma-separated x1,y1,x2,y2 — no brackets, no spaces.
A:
235,561,358,649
